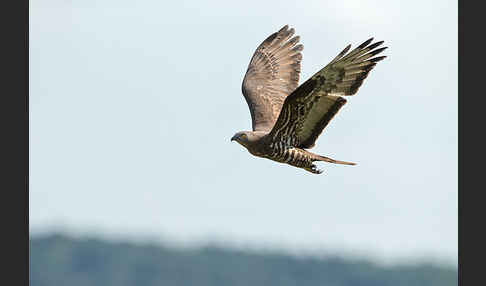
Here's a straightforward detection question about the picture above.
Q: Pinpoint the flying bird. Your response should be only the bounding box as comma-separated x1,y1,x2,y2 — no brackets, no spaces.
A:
231,25,387,174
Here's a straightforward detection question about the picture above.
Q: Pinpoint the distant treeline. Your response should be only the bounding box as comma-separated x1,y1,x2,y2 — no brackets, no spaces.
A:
30,234,457,286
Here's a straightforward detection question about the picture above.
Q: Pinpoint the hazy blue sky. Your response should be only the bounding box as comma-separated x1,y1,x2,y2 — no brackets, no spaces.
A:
30,0,457,266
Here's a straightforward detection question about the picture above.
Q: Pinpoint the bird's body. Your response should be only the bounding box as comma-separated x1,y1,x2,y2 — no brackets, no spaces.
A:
231,25,387,174
231,131,355,174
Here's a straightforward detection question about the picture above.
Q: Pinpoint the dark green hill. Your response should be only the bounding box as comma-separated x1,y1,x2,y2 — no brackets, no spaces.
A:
30,234,456,286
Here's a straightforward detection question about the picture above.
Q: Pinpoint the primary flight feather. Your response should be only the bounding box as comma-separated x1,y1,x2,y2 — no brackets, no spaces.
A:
232,25,387,174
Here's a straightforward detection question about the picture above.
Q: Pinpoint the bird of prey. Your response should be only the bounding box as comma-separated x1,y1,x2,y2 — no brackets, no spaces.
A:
231,25,387,174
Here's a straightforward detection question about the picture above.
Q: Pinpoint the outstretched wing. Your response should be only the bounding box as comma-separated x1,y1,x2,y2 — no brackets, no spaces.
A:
242,25,303,132
268,38,387,148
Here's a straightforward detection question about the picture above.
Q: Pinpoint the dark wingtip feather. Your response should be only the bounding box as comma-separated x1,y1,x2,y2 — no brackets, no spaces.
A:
292,44,304,52
370,56,387,62
357,38,374,49
366,40,384,51
335,44,351,60
363,63,377,71
342,44,352,55
369,47,388,56
279,25,289,33
290,35,300,45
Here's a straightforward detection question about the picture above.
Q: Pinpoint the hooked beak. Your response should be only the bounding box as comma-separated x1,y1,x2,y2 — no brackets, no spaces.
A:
231,134,238,142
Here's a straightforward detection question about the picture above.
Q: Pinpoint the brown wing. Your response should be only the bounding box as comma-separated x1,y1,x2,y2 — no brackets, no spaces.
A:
268,38,387,148
242,25,303,132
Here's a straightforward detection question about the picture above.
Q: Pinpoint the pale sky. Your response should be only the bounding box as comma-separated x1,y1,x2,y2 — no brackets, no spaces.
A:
30,0,457,266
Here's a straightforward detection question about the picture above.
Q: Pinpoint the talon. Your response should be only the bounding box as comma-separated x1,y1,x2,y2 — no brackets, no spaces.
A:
307,164,323,174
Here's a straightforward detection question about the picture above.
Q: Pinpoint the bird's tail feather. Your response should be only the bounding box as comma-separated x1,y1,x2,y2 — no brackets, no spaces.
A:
311,152,356,166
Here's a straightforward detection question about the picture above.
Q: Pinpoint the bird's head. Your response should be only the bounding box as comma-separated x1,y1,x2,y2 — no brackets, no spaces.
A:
231,131,265,149
231,130,267,150
231,131,251,147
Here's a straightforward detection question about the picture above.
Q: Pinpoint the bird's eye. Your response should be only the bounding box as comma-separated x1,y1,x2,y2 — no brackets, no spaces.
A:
240,134,247,139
